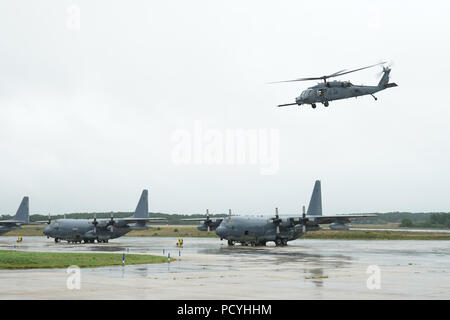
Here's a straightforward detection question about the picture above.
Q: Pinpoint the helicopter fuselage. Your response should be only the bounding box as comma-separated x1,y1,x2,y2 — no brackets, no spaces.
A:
296,81,381,107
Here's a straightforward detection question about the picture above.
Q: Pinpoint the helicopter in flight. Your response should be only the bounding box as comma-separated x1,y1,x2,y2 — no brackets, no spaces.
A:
273,62,397,109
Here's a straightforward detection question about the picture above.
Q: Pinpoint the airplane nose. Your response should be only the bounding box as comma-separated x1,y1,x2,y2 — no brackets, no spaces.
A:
43,225,51,236
216,226,226,237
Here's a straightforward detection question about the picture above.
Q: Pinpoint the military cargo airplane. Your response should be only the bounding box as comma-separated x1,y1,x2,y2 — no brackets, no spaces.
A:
273,62,398,108
0,197,30,235
187,181,376,246
43,190,166,243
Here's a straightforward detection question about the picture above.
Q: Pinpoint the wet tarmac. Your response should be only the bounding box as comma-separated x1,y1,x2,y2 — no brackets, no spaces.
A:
0,236,449,299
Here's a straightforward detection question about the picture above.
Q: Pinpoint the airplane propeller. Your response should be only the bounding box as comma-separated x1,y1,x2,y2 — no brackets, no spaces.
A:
204,209,213,233
271,207,282,234
92,213,98,233
301,206,308,234
108,214,116,232
47,213,51,224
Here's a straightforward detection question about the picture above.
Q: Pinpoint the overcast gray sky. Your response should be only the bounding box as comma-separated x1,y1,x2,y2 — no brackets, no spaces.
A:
1,0,449,216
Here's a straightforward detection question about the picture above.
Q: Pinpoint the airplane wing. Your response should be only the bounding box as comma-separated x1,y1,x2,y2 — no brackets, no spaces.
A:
287,214,377,224
0,220,25,226
30,221,50,225
181,217,225,221
121,217,167,224
181,218,224,223
306,214,377,224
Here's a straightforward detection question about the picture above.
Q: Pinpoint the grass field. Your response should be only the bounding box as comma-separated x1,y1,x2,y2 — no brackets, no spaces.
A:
3,224,450,240
0,250,168,269
302,229,450,240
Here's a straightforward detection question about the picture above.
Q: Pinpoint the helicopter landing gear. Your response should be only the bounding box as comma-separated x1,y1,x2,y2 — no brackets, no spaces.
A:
311,104,316,109
324,101,329,107
371,94,378,101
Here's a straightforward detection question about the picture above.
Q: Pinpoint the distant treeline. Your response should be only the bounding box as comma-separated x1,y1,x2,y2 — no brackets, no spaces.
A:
398,213,450,228
351,211,450,228
1,211,449,228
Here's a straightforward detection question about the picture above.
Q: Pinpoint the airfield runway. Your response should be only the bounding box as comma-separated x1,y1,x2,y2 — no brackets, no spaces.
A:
0,236,449,299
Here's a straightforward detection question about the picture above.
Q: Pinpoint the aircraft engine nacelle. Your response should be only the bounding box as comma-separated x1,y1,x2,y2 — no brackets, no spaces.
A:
306,223,320,232
197,221,221,232
329,222,351,230
118,221,129,228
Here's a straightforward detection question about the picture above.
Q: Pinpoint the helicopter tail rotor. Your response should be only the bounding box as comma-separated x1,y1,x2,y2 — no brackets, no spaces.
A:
377,62,397,88
376,61,394,78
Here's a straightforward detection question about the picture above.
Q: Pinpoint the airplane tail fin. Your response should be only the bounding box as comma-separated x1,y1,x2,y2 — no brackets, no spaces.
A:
14,196,29,223
133,190,149,219
307,181,322,216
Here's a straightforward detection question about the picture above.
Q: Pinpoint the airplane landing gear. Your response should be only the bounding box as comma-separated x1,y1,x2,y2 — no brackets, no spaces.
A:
324,101,329,107
371,94,377,101
275,238,288,246
227,240,234,246
311,104,317,109
54,238,59,243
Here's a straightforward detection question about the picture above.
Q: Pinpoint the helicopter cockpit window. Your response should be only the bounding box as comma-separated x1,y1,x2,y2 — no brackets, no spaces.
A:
318,88,326,97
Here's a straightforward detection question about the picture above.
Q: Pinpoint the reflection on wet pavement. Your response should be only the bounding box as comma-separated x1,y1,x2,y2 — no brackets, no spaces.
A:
0,236,449,299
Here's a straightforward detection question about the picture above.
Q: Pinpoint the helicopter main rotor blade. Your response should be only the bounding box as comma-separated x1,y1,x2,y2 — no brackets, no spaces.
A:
270,62,386,84
329,62,386,78
269,69,347,84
